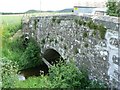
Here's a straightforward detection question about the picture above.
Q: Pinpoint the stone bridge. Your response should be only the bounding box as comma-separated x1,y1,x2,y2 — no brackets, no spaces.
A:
22,14,120,88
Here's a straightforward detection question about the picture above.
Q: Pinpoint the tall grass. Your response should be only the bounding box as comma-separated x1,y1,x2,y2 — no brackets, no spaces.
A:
1,15,22,60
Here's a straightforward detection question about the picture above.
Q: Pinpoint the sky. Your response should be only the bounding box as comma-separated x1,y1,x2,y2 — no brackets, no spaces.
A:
0,0,74,12
0,0,107,13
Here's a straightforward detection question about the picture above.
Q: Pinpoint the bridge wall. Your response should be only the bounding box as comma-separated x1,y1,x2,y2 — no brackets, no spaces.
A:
26,15,119,88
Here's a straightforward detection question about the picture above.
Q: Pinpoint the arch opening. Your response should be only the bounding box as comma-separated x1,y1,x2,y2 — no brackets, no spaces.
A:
43,48,63,65
18,49,63,80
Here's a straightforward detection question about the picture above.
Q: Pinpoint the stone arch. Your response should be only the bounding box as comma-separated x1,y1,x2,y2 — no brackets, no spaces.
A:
42,48,63,65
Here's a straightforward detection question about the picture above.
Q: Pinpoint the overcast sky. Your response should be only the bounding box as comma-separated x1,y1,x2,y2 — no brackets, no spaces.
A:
0,0,107,12
0,0,75,12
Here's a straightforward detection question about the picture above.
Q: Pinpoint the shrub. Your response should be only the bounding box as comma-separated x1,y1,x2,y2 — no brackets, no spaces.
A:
106,1,119,17
1,58,18,88
48,60,90,89
19,38,42,69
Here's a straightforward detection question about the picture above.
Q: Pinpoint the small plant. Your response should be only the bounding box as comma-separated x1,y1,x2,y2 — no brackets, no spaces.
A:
84,43,89,48
52,17,56,23
98,24,107,39
83,21,86,26
93,23,98,30
92,30,97,36
49,38,54,42
34,19,37,30
41,38,45,44
74,47,79,54
78,19,83,26
56,18,61,24
83,32,88,38
74,19,78,24
86,20,94,29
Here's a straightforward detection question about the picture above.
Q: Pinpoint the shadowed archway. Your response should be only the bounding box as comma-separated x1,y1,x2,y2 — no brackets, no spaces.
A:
43,48,63,65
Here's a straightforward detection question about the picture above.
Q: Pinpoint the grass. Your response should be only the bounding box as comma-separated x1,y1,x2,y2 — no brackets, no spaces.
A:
1,15,22,60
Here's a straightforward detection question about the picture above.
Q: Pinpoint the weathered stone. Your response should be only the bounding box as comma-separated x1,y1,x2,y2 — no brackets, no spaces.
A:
23,14,120,89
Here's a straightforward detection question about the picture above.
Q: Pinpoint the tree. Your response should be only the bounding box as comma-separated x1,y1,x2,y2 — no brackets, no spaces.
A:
106,0,119,16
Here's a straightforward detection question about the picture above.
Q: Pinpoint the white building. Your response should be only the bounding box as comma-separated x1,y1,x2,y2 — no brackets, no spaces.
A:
74,0,107,15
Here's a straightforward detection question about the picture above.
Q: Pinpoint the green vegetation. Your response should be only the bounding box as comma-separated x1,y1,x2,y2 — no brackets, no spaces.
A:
18,37,42,69
92,30,97,36
2,60,107,89
106,0,120,17
75,18,107,39
74,18,85,26
56,18,61,24
98,24,107,39
52,17,56,23
74,48,79,54
1,15,42,88
34,19,37,30
52,17,61,24
83,32,88,38
55,39,58,44
41,38,45,44
1,58,18,88
84,43,89,48
86,20,98,30
49,38,54,42
2,16,22,60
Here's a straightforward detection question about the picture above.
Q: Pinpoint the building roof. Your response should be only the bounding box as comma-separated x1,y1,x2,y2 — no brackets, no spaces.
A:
74,6,97,8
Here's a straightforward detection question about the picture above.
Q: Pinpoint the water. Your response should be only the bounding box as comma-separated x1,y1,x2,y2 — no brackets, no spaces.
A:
18,63,49,80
